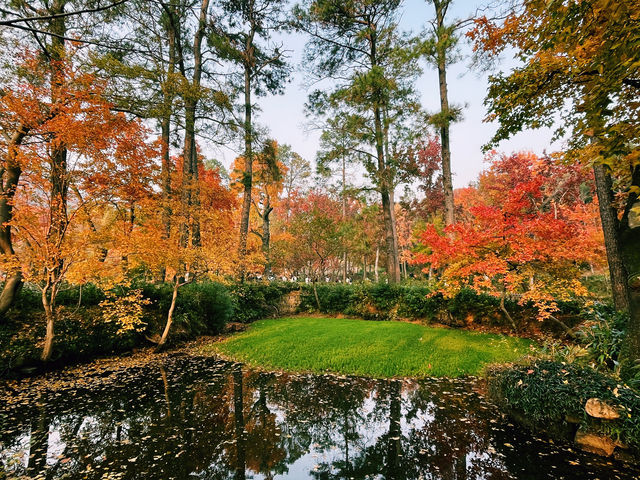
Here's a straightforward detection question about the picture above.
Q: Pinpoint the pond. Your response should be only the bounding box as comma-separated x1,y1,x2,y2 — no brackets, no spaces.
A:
1,353,638,479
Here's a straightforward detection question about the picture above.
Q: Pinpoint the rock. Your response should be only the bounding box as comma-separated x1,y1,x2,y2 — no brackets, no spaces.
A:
575,429,618,456
585,398,620,419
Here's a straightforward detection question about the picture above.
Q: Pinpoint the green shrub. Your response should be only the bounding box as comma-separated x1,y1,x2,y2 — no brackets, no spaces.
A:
581,274,612,299
0,317,39,374
228,282,298,323
11,282,107,312
142,281,233,335
12,284,42,311
396,284,439,319
54,307,138,357
0,307,138,374
174,282,233,335
487,360,640,449
537,305,629,374
576,306,628,372
349,284,400,320
139,281,174,309
298,283,544,326
299,283,358,314
56,283,106,307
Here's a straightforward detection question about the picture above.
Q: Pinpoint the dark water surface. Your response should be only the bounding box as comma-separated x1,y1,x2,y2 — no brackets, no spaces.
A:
1,354,638,479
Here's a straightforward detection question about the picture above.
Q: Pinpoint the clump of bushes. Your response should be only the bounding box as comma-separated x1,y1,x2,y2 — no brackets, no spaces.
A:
297,283,575,329
299,283,437,320
298,283,359,315
0,278,589,375
0,280,235,374
576,306,628,372
486,360,640,450
539,305,631,376
141,281,233,336
0,306,138,374
227,281,299,323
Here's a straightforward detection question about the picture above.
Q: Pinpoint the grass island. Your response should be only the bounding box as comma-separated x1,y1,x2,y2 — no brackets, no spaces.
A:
204,316,533,378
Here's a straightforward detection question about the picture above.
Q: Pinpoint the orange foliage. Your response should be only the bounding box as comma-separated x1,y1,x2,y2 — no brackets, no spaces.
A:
414,152,605,320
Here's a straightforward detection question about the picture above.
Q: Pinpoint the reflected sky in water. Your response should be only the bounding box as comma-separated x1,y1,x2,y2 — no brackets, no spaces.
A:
1,354,638,479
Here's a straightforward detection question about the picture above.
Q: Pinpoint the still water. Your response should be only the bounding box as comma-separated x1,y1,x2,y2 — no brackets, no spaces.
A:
0,354,638,479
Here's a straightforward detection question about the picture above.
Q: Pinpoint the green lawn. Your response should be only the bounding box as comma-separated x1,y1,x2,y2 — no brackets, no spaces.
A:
204,317,534,378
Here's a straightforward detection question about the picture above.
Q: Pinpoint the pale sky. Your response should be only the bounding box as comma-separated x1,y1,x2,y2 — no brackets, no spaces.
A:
214,0,562,189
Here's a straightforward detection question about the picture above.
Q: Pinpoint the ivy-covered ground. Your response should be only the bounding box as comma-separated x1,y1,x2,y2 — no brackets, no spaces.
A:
204,316,534,377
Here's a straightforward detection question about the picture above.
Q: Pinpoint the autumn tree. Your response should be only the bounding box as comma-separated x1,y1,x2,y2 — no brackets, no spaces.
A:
2,51,158,360
133,208,202,350
210,0,291,277
404,134,443,220
415,152,604,328
471,0,640,377
0,0,138,316
99,0,187,241
231,140,287,276
315,114,364,281
296,0,425,283
287,191,343,305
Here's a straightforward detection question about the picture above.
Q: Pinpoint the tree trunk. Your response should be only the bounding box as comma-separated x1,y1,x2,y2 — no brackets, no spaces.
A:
0,129,26,319
49,0,69,282
433,0,455,227
233,366,247,480
593,164,630,311
619,226,640,380
238,61,253,279
500,290,517,332
41,283,55,362
180,0,208,248
160,6,177,241
342,155,348,282
161,115,172,238
261,205,273,276
160,365,172,418
618,165,640,380
181,98,198,246
157,277,180,350
312,277,321,311
41,2,68,351
26,407,49,474
375,247,380,282
363,255,367,281
0,270,22,320
369,28,400,284
381,188,400,283
386,380,402,480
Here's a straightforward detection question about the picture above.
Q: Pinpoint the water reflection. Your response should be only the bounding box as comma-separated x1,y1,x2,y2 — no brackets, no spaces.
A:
0,354,637,479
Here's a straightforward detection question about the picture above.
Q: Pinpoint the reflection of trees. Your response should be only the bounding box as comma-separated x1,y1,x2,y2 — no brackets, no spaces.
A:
311,379,406,480
399,379,511,480
26,402,49,475
266,373,376,477
386,380,403,480
1,357,239,479
244,373,285,477
3,359,640,479
233,366,246,480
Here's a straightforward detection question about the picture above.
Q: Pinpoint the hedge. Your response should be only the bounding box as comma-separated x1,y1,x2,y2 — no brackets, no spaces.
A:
487,360,640,450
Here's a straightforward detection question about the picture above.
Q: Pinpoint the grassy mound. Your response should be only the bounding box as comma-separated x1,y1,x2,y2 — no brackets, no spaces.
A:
205,317,533,377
